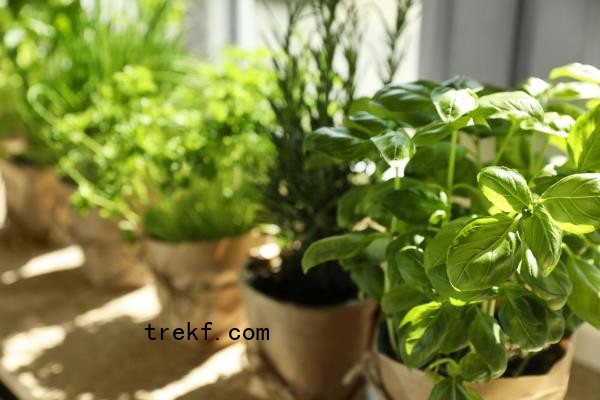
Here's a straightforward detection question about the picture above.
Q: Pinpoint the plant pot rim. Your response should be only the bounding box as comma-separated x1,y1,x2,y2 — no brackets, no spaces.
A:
243,279,378,312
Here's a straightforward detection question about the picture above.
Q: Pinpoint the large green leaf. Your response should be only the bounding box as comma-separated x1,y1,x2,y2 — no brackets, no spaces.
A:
372,81,437,112
478,91,544,121
540,173,600,234
567,105,600,171
429,378,483,400
427,264,496,302
398,302,467,368
522,206,563,274
478,166,532,214
548,82,600,101
343,111,390,136
389,246,432,294
304,127,372,160
381,284,429,315
370,129,414,167
520,256,572,310
424,217,472,270
432,88,479,123
566,256,600,329
498,292,564,351
302,232,383,272
447,215,519,291
469,313,507,379
383,185,447,224
550,63,600,84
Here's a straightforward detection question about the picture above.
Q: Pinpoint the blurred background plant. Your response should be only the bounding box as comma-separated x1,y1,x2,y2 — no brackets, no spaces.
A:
53,49,275,242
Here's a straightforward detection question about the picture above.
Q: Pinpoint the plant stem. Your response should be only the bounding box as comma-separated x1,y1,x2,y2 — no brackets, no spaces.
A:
483,299,496,316
446,129,459,201
528,132,537,177
493,121,519,165
387,166,402,357
534,135,550,174
514,353,532,376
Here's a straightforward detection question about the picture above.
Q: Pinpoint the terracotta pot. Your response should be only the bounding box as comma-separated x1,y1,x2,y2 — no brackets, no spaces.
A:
373,341,575,400
244,283,379,400
0,160,70,242
65,207,149,289
144,235,252,348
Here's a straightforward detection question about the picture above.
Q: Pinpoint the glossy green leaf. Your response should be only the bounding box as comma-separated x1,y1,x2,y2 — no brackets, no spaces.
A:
427,264,496,302
540,173,600,234
459,352,492,383
383,185,447,224
372,81,437,112
370,129,414,167
469,313,507,379
398,302,466,368
520,112,574,138
381,284,429,315
498,292,565,351
478,91,544,121
390,246,432,294
432,88,478,123
343,111,390,136
566,256,600,329
520,77,550,97
424,217,472,270
429,378,483,400
447,215,519,291
549,63,600,84
304,127,372,160
412,120,454,146
302,232,382,272
520,256,572,310
347,261,384,300
478,166,532,214
522,206,563,274
567,105,600,171
548,82,600,101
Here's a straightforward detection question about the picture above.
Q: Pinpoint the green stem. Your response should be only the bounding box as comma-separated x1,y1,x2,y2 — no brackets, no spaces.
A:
483,299,496,316
528,132,537,177
493,121,519,165
427,357,459,372
514,353,532,376
447,129,459,201
534,135,550,174
387,166,402,357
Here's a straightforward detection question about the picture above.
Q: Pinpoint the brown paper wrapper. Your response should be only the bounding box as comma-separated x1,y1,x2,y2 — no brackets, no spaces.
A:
62,205,149,289
0,160,69,242
371,340,574,400
244,284,379,400
144,236,251,348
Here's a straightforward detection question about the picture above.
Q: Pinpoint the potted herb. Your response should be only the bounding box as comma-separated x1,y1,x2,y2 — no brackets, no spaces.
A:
0,0,84,240
243,0,417,399
303,67,600,399
59,49,275,342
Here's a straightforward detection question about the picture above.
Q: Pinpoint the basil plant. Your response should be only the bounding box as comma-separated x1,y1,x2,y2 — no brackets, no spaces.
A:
302,65,600,398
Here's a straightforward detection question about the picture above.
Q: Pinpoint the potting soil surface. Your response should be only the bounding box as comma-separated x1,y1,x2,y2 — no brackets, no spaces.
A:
0,227,599,400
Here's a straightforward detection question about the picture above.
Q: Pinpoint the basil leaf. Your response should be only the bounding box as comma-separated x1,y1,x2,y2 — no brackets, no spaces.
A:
566,256,600,329
412,120,454,146
522,206,563,274
548,82,600,101
540,173,600,234
424,217,472,270
567,105,600,172
370,129,414,167
459,352,492,383
430,378,483,400
304,127,372,160
498,292,564,351
520,255,572,310
478,166,532,214
343,111,389,136
469,313,507,379
372,81,437,112
390,246,432,294
302,232,383,272
398,302,465,368
427,264,496,302
381,284,428,316
478,91,544,122
383,185,447,224
447,215,519,291
432,87,478,123
549,63,600,84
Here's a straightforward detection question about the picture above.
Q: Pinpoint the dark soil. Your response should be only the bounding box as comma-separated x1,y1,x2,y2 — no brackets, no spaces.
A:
244,256,358,306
